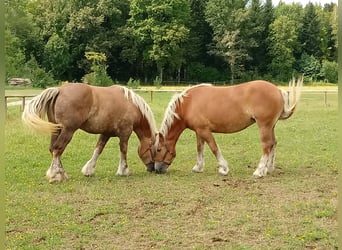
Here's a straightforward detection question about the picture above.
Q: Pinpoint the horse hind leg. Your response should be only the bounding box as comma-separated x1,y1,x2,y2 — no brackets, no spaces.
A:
192,134,205,173
46,153,68,183
266,139,277,174
253,126,276,178
46,128,74,183
115,136,131,176
82,134,110,177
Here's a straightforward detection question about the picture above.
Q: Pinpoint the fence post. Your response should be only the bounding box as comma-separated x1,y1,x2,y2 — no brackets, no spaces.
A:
324,91,327,106
22,97,26,111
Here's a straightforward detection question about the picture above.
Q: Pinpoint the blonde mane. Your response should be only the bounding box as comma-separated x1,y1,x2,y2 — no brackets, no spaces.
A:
160,84,212,137
122,87,157,139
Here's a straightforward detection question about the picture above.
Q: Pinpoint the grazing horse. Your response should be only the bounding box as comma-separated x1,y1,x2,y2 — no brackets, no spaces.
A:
154,78,302,177
22,83,157,183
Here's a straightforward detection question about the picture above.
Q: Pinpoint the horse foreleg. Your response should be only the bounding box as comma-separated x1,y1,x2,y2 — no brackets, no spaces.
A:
82,134,110,177
115,137,131,176
253,126,276,178
198,130,229,176
46,128,74,183
192,134,205,173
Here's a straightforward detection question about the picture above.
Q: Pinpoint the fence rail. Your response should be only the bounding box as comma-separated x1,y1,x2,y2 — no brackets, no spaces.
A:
5,94,36,112
5,89,337,112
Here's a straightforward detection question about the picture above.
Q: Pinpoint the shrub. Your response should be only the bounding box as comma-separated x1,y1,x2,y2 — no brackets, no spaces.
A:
153,76,162,89
127,77,141,89
24,56,57,88
187,63,226,82
81,52,113,86
82,67,113,86
298,53,322,81
321,60,337,83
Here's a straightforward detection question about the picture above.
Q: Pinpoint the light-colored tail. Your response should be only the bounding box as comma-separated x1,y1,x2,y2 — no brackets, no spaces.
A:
279,76,303,120
22,87,63,135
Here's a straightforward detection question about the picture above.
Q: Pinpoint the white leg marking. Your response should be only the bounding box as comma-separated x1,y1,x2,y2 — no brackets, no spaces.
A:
253,154,269,178
46,155,69,183
216,147,229,176
192,157,205,173
192,140,205,173
266,146,276,173
81,148,100,177
115,159,130,176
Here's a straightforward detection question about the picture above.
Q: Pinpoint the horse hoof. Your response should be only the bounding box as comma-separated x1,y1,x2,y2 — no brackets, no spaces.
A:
81,166,95,177
83,173,95,177
253,174,264,179
192,165,204,173
47,172,69,183
252,169,267,178
218,167,229,176
116,168,131,176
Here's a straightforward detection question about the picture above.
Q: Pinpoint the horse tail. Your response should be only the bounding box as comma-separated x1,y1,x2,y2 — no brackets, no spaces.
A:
22,87,63,135
279,76,303,120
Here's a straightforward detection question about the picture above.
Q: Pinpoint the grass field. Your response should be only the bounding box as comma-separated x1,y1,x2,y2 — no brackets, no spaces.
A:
5,88,338,249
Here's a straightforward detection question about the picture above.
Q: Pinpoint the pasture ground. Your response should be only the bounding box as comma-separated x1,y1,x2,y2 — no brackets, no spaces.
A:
5,88,338,249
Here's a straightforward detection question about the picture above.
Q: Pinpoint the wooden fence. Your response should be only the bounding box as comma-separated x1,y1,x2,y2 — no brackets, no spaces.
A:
5,94,36,112
5,89,338,113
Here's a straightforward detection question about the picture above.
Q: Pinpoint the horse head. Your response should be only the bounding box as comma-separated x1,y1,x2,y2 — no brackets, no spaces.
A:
154,133,176,174
138,136,157,172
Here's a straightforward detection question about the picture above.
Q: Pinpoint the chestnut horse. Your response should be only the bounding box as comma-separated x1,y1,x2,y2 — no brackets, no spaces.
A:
22,83,157,183
154,78,302,177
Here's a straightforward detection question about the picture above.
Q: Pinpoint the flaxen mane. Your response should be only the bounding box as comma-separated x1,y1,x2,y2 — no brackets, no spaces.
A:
122,86,157,139
160,84,211,137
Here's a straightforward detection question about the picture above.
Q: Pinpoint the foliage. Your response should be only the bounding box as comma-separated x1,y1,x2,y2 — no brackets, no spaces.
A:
187,62,226,82
205,0,250,82
299,3,322,59
321,60,338,83
23,57,57,88
43,33,71,79
268,15,298,81
298,53,322,81
82,52,113,86
127,0,190,82
127,77,141,89
153,76,162,89
4,0,338,84
5,29,26,79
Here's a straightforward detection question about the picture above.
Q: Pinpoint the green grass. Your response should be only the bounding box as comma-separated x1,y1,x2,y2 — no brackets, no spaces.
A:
5,90,338,249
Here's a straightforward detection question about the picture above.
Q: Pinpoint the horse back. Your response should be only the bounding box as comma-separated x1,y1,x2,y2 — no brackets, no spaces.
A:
53,83,140,134
180,81,284,133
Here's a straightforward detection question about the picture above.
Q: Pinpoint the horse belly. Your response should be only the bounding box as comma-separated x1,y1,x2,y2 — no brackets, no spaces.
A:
208,111,254,133
81,114,134,137
187,105,254,134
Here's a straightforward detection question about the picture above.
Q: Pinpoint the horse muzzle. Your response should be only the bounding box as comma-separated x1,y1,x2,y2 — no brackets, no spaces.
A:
154,161,168,174
146,162,155,172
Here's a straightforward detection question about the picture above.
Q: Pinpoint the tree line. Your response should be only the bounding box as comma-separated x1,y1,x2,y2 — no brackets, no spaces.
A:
5,0,338,88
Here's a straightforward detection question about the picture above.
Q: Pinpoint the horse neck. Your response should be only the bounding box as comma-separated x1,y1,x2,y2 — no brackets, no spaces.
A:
164,118,186,152
134,116,154,143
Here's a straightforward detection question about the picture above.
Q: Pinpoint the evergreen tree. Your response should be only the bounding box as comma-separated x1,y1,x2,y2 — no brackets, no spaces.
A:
245,0,274,77
299,3,322,59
